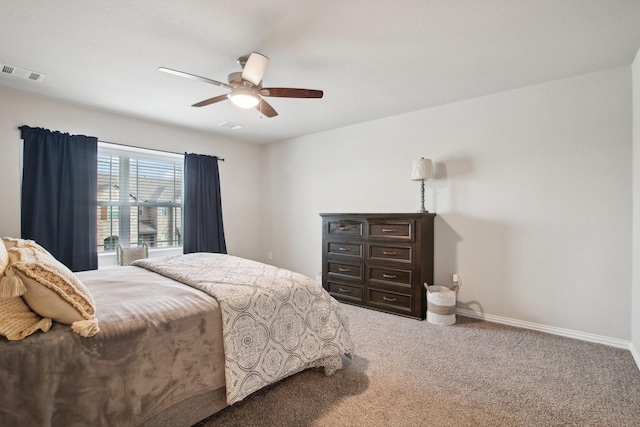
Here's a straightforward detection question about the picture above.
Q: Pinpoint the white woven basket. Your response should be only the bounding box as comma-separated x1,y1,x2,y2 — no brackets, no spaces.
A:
425,284,458,326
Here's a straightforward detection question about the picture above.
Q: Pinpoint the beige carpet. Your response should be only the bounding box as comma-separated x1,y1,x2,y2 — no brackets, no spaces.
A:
196,304,640,426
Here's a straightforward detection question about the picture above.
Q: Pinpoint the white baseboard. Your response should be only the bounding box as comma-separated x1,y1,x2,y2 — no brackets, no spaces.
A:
456,308,631,350
631,342,640,371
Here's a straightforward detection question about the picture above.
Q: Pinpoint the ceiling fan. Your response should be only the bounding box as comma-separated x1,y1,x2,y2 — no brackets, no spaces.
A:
159,52,323,118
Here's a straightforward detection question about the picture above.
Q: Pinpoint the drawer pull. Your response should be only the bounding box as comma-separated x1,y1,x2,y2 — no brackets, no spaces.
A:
382,251,397,256
382,296,397,302
382,274,397,279
338,288,351,293
382,228,396,233
338,247,351,252
338,226,349,231
338,267,351,272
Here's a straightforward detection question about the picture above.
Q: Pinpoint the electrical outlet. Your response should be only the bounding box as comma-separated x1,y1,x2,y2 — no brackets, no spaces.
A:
453,274,459,283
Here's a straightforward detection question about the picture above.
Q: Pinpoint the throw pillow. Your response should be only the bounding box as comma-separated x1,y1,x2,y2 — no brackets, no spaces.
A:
1,238,27,298
1,237,54,297
7,246,99,337
0,239,8,277
2,236,49,252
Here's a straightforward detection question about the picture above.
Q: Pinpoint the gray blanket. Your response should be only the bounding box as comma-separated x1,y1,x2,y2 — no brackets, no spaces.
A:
134,253,354,404
0,266,227,427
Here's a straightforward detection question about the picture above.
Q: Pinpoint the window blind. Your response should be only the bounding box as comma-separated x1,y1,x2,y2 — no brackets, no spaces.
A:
97,142,183,251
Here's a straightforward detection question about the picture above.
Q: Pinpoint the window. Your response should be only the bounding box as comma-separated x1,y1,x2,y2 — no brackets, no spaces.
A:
97,143,183,252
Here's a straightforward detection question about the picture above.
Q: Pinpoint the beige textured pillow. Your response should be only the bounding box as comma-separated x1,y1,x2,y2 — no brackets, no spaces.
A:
1,237,53,297
7,246,99,337
0,239,8,277
2,237,17,249
2,237,49,252
0,296,52,341
1,238,28,297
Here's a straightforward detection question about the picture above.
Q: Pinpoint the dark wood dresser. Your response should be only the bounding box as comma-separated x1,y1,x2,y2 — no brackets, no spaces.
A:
320,213,435,319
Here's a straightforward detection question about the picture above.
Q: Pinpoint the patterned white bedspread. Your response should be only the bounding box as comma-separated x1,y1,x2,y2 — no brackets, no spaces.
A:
134,253,354,404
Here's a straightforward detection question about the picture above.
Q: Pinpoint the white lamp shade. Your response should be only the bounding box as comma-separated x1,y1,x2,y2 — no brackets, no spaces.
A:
411,158,433,180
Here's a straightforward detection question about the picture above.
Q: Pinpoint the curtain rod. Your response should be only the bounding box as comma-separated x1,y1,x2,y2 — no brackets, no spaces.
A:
98,139,225,161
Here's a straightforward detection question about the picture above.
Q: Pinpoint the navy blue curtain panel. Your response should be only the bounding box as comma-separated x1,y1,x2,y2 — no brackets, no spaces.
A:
183,153,227,254
20,126,98,272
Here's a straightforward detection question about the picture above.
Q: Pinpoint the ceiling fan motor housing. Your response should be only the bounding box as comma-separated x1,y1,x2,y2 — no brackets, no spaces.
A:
237,56,249,69
227,71,243,85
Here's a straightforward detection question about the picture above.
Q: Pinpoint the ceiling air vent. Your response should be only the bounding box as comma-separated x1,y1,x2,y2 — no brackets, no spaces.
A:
0,63,44,82
218,121,244,130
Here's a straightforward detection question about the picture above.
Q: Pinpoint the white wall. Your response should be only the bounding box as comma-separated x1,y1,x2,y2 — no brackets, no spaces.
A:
632,49,640,363
0,86,264,262
0,66,634,344
262,67,633,340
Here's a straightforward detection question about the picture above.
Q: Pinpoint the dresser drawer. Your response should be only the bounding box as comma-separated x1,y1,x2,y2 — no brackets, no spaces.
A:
326,220,364,237
367,288,413,315
328,281,363,303
328,261,363,281
368,243,412,264
368,220,414,241
368,266,412,289
327,241,363,260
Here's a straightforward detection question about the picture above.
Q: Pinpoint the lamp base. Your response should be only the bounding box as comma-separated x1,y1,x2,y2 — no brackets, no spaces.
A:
416,179,429,214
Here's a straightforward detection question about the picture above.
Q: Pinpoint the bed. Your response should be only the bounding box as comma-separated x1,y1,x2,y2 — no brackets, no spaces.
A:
0,243,354,427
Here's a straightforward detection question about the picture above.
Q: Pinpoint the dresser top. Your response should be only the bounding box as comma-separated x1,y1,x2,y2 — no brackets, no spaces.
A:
319,212,436,218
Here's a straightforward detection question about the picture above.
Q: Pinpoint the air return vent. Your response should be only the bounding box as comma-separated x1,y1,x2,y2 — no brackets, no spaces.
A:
0,63,44,82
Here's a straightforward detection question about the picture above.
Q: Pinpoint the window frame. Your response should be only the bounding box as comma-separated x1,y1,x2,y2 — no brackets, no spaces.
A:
97,142,184,252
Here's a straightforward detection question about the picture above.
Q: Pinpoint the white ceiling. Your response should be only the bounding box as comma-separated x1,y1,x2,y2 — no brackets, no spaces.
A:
1,0,639,144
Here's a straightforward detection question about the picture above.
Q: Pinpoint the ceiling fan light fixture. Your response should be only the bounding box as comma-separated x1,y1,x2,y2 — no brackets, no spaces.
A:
229,87,259,108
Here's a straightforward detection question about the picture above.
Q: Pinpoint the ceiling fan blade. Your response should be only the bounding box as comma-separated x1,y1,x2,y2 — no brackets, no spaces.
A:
259,88,323,98
158,67,232,90
241,52,269,86
256,98,278,118
192,94,229,107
